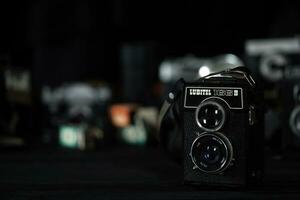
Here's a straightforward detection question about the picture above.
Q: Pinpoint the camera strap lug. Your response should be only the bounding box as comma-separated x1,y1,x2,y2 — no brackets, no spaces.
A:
158,78,185,130
249,105,255,125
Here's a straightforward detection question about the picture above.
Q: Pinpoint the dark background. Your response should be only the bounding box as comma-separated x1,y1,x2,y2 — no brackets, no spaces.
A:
1,1,300,199
1,1,300,86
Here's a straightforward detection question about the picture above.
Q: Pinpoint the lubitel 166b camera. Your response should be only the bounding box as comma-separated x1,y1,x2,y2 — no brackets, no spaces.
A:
159,66,264,187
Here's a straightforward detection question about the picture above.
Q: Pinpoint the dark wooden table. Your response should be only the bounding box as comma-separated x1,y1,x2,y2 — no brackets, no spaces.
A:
0,146,299,199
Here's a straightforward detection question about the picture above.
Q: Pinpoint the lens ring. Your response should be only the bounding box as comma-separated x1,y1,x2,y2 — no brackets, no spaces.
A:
190,132,233,174
293,85,300,103
195,100,226,132
289,106,300,138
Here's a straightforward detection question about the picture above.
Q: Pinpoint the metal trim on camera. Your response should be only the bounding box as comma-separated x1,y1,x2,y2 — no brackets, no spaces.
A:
195,100,226,132
189,132,233,174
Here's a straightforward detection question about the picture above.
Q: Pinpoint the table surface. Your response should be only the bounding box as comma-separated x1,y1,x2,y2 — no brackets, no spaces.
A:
0,146,300,200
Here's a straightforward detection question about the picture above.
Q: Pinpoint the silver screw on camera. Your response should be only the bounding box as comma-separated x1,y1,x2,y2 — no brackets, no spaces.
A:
169,92,175,100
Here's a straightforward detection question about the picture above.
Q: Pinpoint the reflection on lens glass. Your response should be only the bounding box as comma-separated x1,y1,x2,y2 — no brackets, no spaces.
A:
197,102,225,131
190,133,232,173
200,145,220,164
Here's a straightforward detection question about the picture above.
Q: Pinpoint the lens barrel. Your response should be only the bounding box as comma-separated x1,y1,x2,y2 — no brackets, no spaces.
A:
190,132,233,173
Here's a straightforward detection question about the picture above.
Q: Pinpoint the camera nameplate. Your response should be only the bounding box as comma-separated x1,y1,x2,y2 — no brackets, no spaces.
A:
184,87,243,109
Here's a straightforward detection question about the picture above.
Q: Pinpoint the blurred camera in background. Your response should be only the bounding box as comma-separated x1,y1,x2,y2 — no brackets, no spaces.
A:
41,82,113,150
109,104,159,146
0,59,38,149
159,54,244,84
245,36,300,153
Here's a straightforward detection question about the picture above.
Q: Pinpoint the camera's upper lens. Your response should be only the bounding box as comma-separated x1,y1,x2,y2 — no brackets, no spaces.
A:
196,101,226,131
190,132,233,173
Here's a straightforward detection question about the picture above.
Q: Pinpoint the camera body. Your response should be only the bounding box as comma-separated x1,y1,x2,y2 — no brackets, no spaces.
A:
182,69,264,187
245,37,300,151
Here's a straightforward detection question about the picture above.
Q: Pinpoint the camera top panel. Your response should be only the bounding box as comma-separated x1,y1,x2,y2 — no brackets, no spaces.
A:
184,86,243,109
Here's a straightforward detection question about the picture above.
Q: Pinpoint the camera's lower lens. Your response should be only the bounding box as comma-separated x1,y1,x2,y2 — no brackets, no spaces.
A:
196,100,226,132
190,132,233,173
